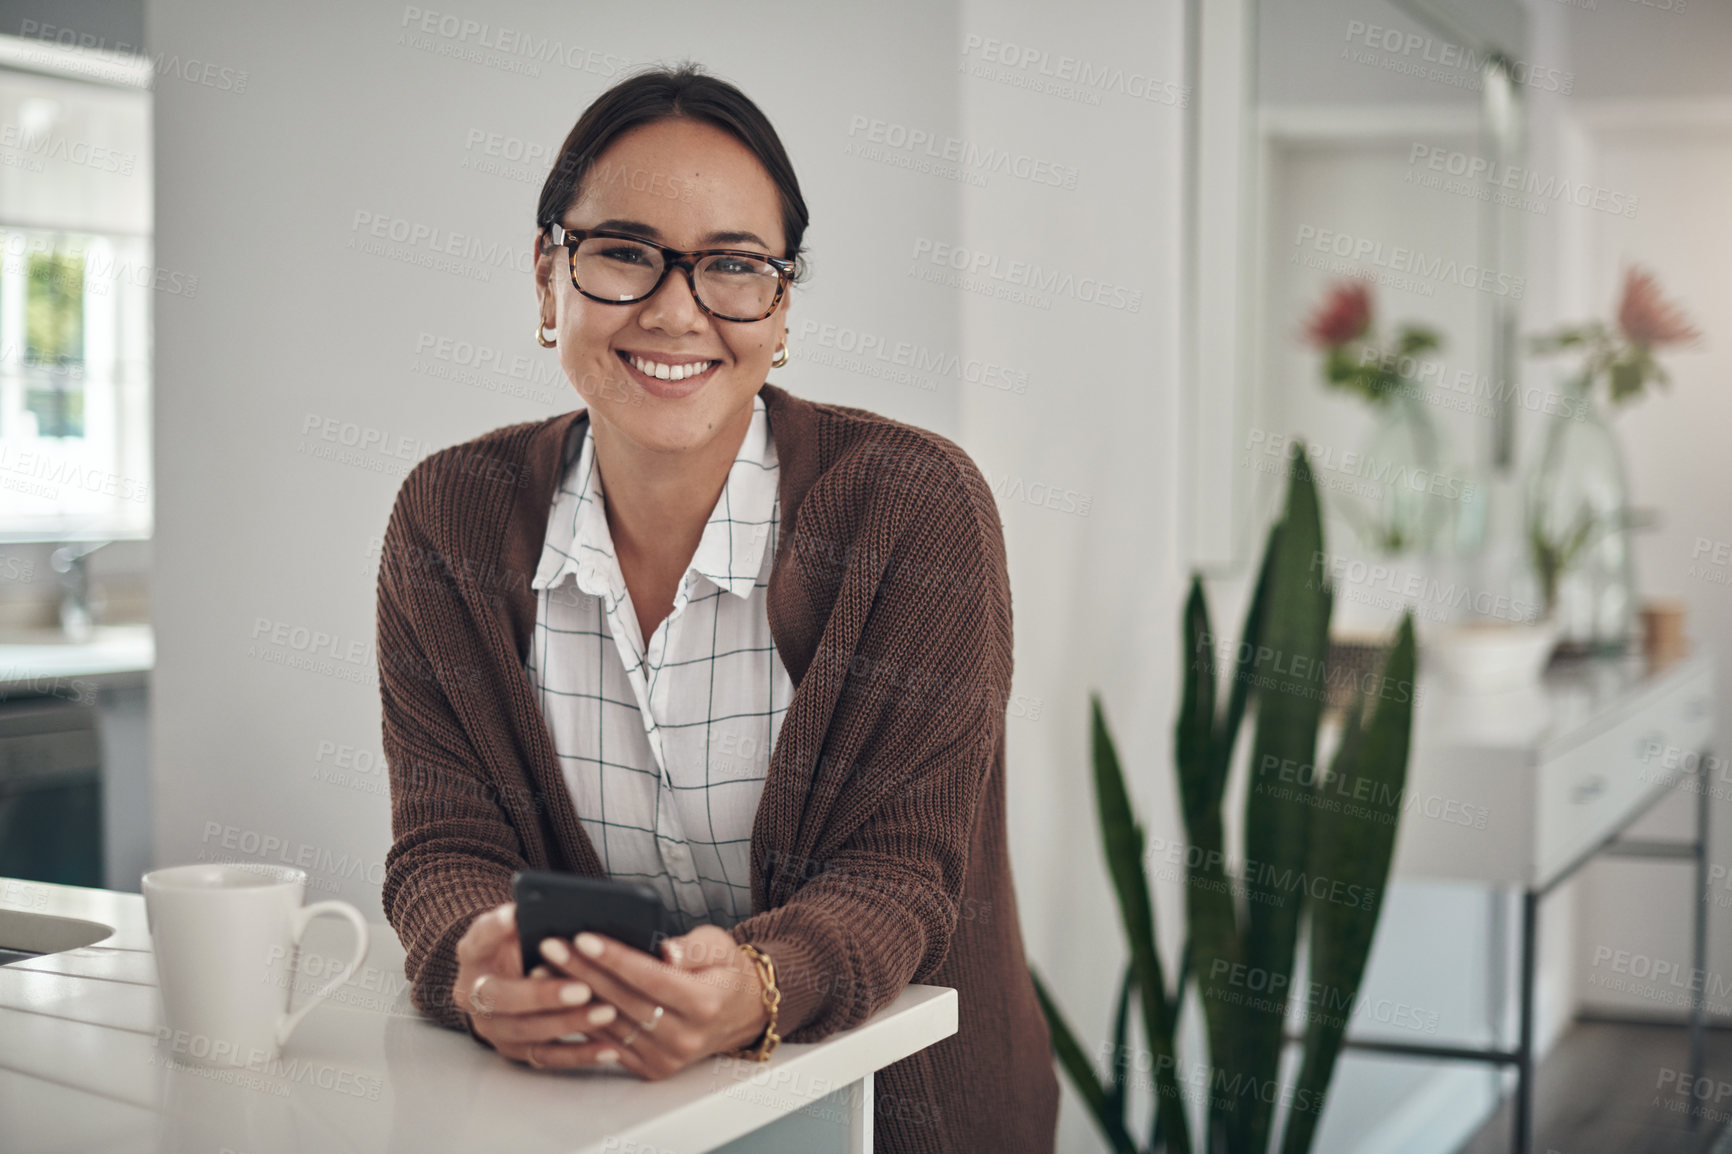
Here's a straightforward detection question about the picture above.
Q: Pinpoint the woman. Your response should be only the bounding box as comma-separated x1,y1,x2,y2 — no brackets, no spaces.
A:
376,62,1058,1153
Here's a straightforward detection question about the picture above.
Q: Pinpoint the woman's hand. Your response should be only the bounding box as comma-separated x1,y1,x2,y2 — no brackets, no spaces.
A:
528,924,772,1080
450,903,623,1063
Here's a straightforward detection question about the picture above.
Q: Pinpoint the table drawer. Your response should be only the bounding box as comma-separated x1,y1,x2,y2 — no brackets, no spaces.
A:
1535,667,1712,886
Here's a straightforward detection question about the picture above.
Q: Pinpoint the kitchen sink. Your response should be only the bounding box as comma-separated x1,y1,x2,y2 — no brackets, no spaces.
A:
0,908,113,963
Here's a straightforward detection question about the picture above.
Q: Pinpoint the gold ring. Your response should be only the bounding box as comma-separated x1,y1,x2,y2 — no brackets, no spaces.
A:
640,1005,664,1033
527,1047,544,1070
618,1026,641,1048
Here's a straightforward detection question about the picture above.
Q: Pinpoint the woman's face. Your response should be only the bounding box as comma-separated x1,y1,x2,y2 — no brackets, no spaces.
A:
534,117,791,456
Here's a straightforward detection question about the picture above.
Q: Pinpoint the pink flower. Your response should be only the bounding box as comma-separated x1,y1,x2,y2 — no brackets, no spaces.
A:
1304,281,1372,347
1617,265,1701,349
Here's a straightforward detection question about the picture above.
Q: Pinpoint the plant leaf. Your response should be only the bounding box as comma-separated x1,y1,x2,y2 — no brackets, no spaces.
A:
1278,614,1417,1154
1093,692,1193,1154
1104,962,1136,1125
1237,444,1332,1150
1031,967,1139,1154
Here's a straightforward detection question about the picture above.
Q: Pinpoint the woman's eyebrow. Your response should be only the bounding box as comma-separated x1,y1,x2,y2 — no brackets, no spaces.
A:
590,217,770,249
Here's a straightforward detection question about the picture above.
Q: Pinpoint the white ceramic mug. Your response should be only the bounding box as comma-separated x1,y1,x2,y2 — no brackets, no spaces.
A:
142,862,369,1068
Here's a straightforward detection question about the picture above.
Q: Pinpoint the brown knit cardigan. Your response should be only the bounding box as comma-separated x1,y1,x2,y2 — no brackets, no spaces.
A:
375,381,1059,1152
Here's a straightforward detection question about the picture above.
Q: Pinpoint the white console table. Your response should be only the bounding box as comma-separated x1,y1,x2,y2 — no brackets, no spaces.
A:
1360,650,1716,1154
0,880,958,1154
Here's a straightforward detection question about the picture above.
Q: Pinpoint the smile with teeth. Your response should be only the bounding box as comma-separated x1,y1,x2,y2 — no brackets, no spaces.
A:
622,351,720,381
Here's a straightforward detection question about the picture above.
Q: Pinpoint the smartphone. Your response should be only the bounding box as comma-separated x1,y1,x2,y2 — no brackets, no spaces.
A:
511,870,678,976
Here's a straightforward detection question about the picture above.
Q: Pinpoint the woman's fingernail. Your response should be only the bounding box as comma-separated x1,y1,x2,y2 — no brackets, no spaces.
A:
541,938,571,965
588,1004,616,1027
559,982,591,1006
575,932,604,958
530,965,551,979
596,1048,620,1065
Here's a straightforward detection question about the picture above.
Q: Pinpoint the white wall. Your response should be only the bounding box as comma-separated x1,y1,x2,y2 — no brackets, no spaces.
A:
1564,105,1732,1021
952,0,1188,1147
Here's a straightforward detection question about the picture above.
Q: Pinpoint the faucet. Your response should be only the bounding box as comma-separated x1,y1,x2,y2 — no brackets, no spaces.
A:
51,540,109,642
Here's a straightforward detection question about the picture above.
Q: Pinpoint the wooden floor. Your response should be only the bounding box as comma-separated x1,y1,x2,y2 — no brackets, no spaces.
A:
1454,1019,1732,1154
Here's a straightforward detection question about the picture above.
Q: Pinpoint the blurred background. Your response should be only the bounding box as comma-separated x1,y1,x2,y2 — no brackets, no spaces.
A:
0,0,1727,1150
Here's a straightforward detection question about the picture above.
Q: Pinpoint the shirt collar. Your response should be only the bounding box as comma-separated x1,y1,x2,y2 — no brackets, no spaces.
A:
531,392,778,603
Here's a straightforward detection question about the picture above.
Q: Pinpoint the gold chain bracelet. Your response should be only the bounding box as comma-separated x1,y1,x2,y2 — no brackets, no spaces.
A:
729,943,781,1062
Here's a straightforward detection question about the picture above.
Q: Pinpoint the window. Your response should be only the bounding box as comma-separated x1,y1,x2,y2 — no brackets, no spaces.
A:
0,47,151,538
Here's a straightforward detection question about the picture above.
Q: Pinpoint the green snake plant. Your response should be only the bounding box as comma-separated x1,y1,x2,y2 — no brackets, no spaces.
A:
1031,444,1417,1154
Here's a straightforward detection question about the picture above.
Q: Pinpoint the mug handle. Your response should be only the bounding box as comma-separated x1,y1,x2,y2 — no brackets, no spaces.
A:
276,901,371,1047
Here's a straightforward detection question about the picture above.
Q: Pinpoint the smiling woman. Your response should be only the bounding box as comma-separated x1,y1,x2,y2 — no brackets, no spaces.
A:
375,61,1059,1153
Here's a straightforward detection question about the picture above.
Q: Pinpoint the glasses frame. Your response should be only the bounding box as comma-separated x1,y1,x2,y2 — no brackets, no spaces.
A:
542,224,796,323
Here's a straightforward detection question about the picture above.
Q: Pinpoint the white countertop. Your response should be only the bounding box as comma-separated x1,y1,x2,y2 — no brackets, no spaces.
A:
0,879,957,1154
0,623,153,690
1409,651,1710,759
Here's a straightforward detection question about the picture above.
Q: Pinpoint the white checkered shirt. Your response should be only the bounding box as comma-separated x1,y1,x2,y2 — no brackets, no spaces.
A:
525,392,794,934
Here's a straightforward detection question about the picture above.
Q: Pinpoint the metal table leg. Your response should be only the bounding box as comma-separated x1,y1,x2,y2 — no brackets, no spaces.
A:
1513,890,1538,1154
1690,759,1712,1130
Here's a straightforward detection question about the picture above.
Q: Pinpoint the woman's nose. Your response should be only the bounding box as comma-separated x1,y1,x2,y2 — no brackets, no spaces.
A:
637,264,705,333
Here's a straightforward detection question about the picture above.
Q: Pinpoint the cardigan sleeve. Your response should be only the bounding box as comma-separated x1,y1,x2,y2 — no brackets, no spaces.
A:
376,475,525,1031
728,445,1013,1043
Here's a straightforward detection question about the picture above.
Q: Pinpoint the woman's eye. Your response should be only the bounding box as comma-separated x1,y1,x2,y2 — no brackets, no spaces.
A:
712,257,761,275
601,246,652,264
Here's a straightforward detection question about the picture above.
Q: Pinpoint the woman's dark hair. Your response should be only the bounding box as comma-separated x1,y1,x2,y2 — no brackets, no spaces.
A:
537,61,810,284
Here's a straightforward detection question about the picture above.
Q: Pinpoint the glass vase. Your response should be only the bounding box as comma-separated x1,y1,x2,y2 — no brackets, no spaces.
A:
1523,376,1636,655
1351,387,1451,557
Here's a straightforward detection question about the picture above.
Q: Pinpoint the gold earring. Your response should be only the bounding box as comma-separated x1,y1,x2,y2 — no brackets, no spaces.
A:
536,322,557,348
770,342,789,369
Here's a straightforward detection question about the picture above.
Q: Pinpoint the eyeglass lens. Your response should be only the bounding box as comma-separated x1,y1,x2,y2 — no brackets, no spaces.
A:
573,236,781,319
